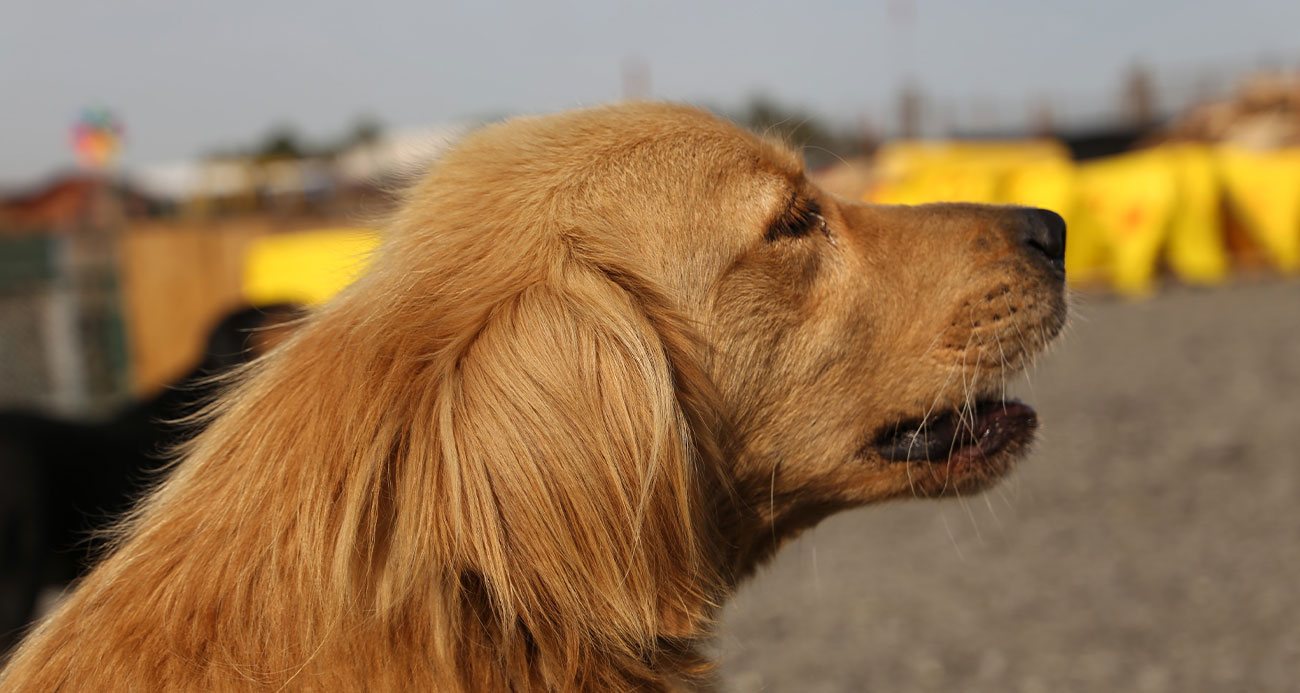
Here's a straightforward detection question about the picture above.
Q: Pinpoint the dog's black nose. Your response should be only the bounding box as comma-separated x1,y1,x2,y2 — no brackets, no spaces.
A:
1017,208,1067,275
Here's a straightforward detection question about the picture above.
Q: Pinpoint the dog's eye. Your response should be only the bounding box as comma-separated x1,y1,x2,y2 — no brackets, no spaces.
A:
766,197,827,242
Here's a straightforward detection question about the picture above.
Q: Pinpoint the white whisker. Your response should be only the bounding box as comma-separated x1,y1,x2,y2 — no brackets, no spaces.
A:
939,506,967,561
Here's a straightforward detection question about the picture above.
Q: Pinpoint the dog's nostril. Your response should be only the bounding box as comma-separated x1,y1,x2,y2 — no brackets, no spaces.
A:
1017,208,1067,273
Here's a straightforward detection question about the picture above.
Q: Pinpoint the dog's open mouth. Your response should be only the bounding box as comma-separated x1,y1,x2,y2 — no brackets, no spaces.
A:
872,399,1038,465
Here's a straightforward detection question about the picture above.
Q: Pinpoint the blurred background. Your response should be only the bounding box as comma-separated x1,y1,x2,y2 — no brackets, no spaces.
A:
1,0,1298,689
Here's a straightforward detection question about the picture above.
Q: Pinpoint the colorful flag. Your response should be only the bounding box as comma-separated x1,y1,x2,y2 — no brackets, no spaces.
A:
71,107,124,169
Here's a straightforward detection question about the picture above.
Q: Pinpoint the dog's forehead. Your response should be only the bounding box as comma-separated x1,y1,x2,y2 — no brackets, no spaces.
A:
589,102,805,179
646,118,806,208
752,136,805,180
644,122,809,247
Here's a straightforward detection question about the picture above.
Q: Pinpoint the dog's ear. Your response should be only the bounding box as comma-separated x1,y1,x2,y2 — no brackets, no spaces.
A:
345,253,726,681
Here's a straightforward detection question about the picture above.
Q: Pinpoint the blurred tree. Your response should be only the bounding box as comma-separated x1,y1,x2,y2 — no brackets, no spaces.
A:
257,125,306,161
341,116,383,151
897,82,923,139
1124,63,1158,129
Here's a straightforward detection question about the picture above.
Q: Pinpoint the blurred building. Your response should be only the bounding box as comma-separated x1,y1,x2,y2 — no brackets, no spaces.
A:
0,174,154,232
0,174,149,415
130,123,466,219
0,123,466,417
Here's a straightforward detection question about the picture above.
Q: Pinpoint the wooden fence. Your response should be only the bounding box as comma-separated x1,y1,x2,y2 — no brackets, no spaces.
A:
119,218,298,395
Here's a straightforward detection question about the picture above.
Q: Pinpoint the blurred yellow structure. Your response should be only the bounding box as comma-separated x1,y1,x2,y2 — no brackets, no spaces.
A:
1217,147,1300,273
1074,149,1178,294
867,141,1300,295
243,229,380,305
872,140,1069,206
1165,145,1230,285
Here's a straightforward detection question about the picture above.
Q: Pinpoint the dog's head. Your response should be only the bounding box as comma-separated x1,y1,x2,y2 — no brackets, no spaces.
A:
376,102,1066,519
223,102,1066,687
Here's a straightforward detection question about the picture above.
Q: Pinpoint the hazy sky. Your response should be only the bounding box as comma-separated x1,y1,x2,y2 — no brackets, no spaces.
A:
4,0,1299,184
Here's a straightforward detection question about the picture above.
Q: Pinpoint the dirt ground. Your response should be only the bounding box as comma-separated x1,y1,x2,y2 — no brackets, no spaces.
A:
716,279,1300,692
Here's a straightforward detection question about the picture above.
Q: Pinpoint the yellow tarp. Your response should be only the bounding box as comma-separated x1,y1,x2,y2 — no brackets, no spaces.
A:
1164,144,1230,285
861,140,1300,294
870,140,1070,206
1217,147,1300,273
874,140,1069,178
1074,150,1178,295
243,229,380,305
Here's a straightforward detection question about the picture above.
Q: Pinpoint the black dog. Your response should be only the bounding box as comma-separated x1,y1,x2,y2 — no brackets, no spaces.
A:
0,304,300,653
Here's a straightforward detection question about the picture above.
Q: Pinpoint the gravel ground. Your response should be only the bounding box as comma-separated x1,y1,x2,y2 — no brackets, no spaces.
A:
717,279,1300,692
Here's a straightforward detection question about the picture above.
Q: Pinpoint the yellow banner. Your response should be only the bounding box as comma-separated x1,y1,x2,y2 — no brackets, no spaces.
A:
1164,144,1229,284
1074,150,1177,295
243,229,380,305
1217,147,1300,273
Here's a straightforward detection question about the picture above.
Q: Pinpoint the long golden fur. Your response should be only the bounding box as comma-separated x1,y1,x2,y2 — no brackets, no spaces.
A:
1,103,1067,691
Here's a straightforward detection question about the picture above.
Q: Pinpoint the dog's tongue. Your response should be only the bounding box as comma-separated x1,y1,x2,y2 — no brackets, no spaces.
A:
874,400,1037,463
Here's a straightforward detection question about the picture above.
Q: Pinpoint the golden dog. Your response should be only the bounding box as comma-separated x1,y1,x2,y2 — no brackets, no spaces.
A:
0,103,1066,691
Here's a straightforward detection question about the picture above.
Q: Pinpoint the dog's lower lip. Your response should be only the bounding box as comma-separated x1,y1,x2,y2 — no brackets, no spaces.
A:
872,399,1038,463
